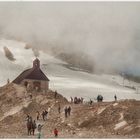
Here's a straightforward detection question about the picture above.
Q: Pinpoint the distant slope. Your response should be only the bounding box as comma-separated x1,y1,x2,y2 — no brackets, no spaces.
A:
0,39,140,101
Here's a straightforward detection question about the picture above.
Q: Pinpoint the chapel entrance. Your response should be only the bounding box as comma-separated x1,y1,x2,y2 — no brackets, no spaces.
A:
33,81,41,91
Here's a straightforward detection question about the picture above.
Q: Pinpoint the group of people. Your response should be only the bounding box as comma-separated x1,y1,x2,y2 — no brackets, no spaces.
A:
26,114,59,138
64,106,71,118
86,94,118,105
26,114,37,136
41,110,48,121
70,97,84,104
36,106,51,121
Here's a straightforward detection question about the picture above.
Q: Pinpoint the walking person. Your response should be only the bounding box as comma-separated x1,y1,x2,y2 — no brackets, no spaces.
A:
54,128,58,137
42,111,45,121
114,94,117,101
54,91,57,99
45,110,48,120
32,120,37,135
36,111,40,120
81,97,84,104
70,97,73,103
58,104,61,114
67,106,71,116
90,99,93,105
37,124,43,139
48,106,51,113
64,106,68,118
26,114,30,121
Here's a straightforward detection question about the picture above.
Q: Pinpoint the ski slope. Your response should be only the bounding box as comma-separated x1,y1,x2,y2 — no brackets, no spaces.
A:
0,39,140,101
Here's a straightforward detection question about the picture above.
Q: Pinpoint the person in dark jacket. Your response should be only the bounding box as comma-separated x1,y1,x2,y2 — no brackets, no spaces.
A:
58,104,61,114
42,111,45,121
114,94,117,101
54,91,57,99
32,120,37,135
64,107,68,118
67,106,71,116
45,110,48,120
36,111,40,120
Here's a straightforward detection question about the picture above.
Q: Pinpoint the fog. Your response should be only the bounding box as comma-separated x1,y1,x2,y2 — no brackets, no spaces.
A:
0,2,140,75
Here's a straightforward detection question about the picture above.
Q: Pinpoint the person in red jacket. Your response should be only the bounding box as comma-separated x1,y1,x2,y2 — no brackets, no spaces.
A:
54,128,58,137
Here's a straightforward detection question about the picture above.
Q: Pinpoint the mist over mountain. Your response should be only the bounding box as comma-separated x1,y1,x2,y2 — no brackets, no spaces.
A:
0,2,140,76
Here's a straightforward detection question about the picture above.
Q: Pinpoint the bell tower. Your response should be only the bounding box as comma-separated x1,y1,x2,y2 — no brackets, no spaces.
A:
33,58,40,69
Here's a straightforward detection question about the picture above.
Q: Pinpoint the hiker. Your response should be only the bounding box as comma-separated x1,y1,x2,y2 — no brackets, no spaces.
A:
54,90,57,99
42,111,45,121
28,116,32,122
26,114,30,121
29,93,32,99
70,97,73,103
67,106,71,116
90,99,93,105
48,106,51,113
97,95,103,102
36,111,40,120
26,115,34,135
45,110,48,120
114,94,117,101
58,105,61,114
81,97,84,104
37,124,43,138
64,106,68,118
38,124,43,132
74,97,77,104
7,78,10,84
54,128,58,137
32,120,37,135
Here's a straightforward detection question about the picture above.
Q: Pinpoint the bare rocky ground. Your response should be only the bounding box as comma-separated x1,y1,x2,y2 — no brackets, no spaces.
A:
0,83,139,138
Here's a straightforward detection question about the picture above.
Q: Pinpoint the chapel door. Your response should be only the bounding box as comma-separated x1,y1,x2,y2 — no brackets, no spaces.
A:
33,81,41,91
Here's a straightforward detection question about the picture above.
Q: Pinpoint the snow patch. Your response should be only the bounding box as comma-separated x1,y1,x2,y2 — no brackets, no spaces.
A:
114,121,127,130
97,107,106,114
113,103,118,106
0,101,31,121
124,126,133,131
40,99,49,105
119,113,124,121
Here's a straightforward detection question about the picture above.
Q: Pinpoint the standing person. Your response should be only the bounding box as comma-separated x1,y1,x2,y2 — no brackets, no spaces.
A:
81,97,84,104
64,106,68,118
70,97,73,103
90,99,93,105
114,94,117,101
26,114,30,121
36,111,40,120
42,111,45,121
45,110,48,120
48,106,51,113
67,106,71,116
7,78,10,84
37,124,43,139
29,116,32,122
54,91,57,99
32,120,37,135
29,93,32,99
54,128,58,137
58,104,61,114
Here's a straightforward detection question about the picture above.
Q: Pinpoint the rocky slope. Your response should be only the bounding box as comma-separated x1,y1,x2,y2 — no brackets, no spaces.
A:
0,83,139,138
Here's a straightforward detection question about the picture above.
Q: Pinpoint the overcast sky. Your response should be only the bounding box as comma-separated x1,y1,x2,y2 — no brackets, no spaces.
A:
0,2,140,75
